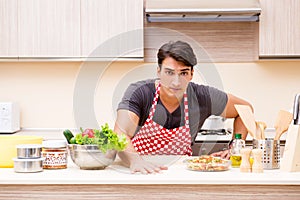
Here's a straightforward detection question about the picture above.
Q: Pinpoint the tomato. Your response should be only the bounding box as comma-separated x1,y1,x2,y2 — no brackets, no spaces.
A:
82,129,95,138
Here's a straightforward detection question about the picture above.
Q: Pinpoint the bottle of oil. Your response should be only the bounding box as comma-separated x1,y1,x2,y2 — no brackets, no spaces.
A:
230,133,245,168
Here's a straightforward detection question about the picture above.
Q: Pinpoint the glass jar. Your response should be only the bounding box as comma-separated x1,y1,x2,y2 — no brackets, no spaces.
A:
42,140,67,169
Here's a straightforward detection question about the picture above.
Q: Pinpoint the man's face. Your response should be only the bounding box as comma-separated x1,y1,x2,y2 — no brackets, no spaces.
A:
157,57,194,98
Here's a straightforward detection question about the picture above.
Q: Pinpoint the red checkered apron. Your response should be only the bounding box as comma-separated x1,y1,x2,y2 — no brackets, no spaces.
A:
131,83,192,156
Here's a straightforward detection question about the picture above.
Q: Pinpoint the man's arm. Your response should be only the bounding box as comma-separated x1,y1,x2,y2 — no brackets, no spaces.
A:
221,93,253,140
211,94,253,159
114,109,168,174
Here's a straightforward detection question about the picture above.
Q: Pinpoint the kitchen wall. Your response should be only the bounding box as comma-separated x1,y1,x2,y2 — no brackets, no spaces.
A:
0,60,299,130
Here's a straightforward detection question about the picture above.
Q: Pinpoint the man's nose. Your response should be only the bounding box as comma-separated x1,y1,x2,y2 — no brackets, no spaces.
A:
172,74,181,86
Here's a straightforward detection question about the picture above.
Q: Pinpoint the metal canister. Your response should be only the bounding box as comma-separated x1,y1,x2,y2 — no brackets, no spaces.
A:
252,139,280,169
42,140,67,169
13,158,44,173
16,144,42,159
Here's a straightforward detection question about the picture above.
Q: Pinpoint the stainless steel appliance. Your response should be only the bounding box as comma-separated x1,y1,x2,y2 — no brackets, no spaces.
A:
192,128,286,156
145,0,261,22
192,129,232,156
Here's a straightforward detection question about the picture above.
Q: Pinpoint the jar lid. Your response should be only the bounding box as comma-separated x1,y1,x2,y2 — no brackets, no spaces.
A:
42,140,67,148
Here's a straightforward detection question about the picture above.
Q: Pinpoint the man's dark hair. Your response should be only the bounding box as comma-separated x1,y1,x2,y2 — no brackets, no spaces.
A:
157,41,197,70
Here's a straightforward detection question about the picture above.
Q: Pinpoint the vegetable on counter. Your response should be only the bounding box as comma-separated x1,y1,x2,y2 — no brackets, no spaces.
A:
63,129,74,144
63,123,128,152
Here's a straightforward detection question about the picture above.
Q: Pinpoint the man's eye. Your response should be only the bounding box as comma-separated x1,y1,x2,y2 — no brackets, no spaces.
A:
166,71,174,75
180,72,188,76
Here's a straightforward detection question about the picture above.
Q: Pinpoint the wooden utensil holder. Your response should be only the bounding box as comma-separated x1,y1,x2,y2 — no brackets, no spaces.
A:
280,124,300,172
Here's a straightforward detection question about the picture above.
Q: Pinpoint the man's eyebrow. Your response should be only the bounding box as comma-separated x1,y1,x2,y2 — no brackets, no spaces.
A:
163,67,175,71
180,68,191,72
163,67,190,71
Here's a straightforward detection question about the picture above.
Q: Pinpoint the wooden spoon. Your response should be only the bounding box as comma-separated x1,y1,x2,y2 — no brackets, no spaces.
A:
234,104,256,139
274,110,293,140
256,121,267,140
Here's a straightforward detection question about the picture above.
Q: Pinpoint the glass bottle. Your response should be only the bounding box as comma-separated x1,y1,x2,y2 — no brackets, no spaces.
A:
230,133,245,168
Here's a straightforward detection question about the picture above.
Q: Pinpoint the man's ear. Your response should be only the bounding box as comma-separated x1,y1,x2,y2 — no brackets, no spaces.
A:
190,68,194,80
157,66,161,78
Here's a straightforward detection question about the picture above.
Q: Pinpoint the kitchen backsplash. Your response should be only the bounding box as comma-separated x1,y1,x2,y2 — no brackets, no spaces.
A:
0,60,299,129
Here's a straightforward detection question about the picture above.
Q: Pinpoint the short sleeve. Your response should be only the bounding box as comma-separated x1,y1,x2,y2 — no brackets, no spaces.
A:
208,87,228,116
117,82,144,118
117,79,155,122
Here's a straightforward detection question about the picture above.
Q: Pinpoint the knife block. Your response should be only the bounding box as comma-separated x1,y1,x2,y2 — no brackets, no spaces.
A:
280,124,300,172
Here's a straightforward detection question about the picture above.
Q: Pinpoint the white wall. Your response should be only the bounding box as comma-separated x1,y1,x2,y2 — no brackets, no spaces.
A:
0,60,299,130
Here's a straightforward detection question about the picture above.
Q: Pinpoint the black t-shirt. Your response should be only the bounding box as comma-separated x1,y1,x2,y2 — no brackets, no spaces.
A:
117,79,228,141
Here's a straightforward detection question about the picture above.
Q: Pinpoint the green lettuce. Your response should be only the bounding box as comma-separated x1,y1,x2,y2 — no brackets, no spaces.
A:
72,123,128,152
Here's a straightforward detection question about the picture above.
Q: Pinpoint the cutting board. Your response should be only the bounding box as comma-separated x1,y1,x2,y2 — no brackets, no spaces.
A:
234,104,256,139
280,124,300,172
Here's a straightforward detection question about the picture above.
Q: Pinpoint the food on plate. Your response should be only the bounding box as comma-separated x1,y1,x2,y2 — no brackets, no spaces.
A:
63,123,128,152
186,155,230,171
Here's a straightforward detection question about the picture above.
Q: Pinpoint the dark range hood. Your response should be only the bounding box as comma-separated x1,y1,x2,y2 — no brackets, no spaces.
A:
145,0,261,22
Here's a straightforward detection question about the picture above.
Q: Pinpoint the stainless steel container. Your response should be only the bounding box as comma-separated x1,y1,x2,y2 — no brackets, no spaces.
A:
68,144,117,170
253,139,280,169
13,158,43,173
16,144,42,158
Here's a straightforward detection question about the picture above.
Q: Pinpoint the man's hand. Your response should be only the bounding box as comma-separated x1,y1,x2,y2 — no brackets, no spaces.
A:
130,156,168,174
210,149,230,160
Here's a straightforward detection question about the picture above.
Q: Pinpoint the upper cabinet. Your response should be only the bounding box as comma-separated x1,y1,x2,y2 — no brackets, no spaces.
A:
18,0,81,57
144,0,261,62
81,0,143,58
0,0,143,59
259,0,300,57
144,22,259,63
0,0,18,57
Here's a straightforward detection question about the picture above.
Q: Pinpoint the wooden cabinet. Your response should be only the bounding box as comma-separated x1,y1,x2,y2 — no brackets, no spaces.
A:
18,0,81,57
259,0,300,57
81,0,143,58
0,0,143,59
145,22,259,62
0,0,18,57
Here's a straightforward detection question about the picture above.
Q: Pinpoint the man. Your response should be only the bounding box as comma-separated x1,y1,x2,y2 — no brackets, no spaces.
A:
114,41,252,174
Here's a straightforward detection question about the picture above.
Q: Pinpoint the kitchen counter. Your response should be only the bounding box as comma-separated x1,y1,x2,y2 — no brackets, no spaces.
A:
1,155,300,185
1,130,299,199
1,155,300,200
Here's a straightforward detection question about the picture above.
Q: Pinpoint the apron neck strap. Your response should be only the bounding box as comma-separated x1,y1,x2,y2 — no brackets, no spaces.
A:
149,82,189,126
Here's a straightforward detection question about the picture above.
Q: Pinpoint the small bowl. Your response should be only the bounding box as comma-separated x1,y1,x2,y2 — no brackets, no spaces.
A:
13,158,44,173
68,144,117,170
16,144,42,159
